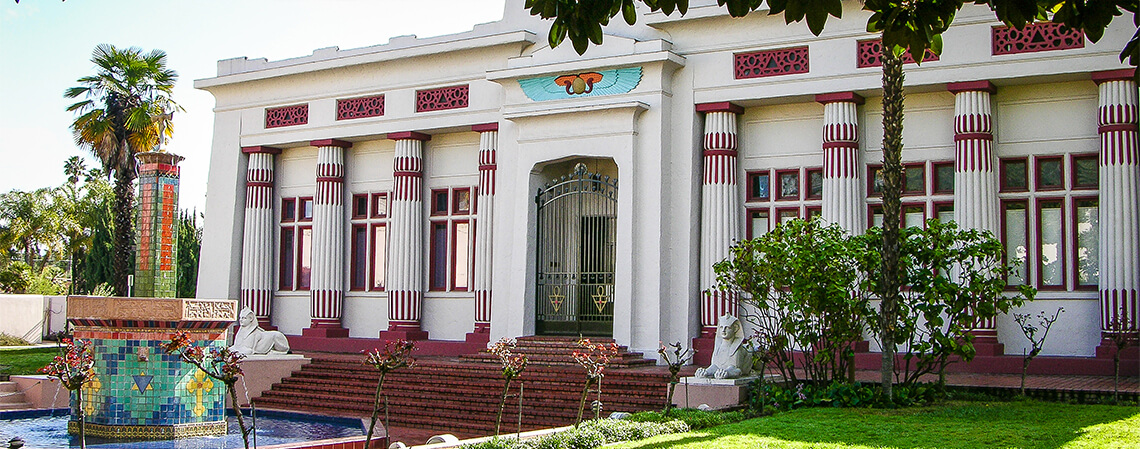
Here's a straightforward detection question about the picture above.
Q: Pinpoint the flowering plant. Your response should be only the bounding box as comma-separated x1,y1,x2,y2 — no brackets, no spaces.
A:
40,338,96,449
571,338,619,425
489,337,529,436
163,331,251,449
363,340,416,448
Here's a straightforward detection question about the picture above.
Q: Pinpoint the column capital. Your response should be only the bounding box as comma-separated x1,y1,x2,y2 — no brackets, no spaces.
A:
695,102,744,114
1092,69,1137,85
947,80,996,94
310,139,353,148
387,131,432,141
815,92,865,105
471,123,499,132
241,145,282,155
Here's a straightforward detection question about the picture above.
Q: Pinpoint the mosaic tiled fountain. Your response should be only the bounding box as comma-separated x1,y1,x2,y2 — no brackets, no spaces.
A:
65,295,238,440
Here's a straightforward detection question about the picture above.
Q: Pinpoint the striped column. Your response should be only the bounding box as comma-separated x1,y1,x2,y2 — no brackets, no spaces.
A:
816,92,865,235
472,124,498,334
385,131,430,339
948,81,1001,334
1093,70,1140,338
240,146,280,327
305,139,351,337
696,102,743,335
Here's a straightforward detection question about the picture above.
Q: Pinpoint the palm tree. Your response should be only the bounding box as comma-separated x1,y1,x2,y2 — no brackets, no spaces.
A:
64,156,87,186
65,44,180,296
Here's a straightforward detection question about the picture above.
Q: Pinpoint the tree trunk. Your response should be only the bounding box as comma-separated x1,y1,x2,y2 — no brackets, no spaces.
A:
576,377,595,426
366,371,387,449
227,383,251,449
879,44,906,402
496,376,513,436
1021,355,1030,396
76,388,86,449
112,169,135,297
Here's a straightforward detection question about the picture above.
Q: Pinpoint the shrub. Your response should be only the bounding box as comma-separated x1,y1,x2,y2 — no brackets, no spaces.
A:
0,333,32,346
749,381,942,411
461,437,524,449
526,432,566,449
627,408,737,430
563,427,604,449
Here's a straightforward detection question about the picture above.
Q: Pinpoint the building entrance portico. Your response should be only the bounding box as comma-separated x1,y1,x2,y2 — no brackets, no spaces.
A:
535,161,618,336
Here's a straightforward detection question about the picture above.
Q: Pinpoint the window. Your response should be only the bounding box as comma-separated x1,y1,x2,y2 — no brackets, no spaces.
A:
279,198,313,291
777,208,800,225
428,187,476,292
904,163,926,196
806,168,823,200
933,162,954,194
776,170,800,201
934,202,954,224
350,191,390,292
870,204,927,229
869,165,885,196
747,172,771,201
998,154,1098,290
747,209,770,238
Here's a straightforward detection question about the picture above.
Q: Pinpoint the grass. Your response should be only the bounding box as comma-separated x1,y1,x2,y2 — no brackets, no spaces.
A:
610,401,1140,449
0,346,59,379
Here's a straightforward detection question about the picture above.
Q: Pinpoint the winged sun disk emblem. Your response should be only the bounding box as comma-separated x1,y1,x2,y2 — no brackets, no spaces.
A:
555,72,605,95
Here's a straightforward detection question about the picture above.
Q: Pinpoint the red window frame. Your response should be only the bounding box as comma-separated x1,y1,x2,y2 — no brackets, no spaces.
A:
775,169,801,201
297,225,313,290
746,171,771,202
298,197,314,221
352,194,369,219
1071,153,1099,190
746,208,771,239
1000,199,1030,289
805,168,823,200
868,164,884,197
371,223,387,291
1000,157,1029,192
450,220,471,292
1035,156,1065,192
431,190,449,216
806,206,822,221
903,163,926,196
932,161,955,194
281,198,296,222
350,224,368,291
279,227,295,290
902,202,928,228
1071,195,1099,290
1034,198,1066,291
775,207,800,226
429,221,448,291
452,188,472,215
933,201,954,224
372,193,388,218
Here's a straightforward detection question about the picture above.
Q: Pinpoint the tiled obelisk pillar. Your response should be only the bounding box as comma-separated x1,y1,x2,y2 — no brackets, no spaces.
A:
1092,69,1140,361
948,81,1002,353
134,151,184,298
303,139,351,338
468,124,497,343
383,132,430,340
816,92,865,235
694,102,743,364
239,146,280,327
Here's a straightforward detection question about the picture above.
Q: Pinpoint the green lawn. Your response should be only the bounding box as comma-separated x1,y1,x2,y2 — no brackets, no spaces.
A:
0,346,58,379
613,401,1140,449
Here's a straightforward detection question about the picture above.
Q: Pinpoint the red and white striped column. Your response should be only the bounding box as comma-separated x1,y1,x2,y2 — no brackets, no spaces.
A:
696,102,743,337
305,139,351,338
384,131,431,340
1093,70,1140,345
240,146,280,327
816,92,865,235
948,81,1001,336
471,124,497,336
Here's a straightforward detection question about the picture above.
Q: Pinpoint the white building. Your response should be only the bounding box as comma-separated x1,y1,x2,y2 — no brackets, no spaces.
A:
196,0,1138,372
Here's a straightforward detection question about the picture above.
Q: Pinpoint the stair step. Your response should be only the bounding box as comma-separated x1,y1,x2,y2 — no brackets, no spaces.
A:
0,402,34,410
0,382,19,393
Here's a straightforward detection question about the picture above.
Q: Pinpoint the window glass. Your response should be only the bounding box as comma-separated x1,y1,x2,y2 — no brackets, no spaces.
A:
453,222,471,290
298,227,313,289
282,198,296,221
373,225,387,290
300,198,314,220
1002,159,1028,191
778,172,799,200
430,222,448,290
934,163,954,193
353,195,368,219
806,207,822,221
749,173,770,200
279,228,295,289
904,205,925,228
372,193,388,218
1004,202,1028,285
454,189,471,214
778,209,798,225
872,206,884,228
1073,156,1098,189
432,190,449,215
936,204,954,224
351,226,367,290
904,165,925,194
750,210,770,237
1038,158,1063,190
870,167,885,195
1039,201,1063,287
807,170,823,199
1076,199,1099,286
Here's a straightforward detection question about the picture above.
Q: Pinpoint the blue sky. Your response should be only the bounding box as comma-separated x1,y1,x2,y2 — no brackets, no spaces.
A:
0,0,508,212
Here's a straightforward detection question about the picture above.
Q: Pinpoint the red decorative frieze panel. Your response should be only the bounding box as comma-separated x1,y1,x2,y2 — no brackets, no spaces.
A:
856,39,939,68
337,95,385,120
992,23,1084,55
416,85,469,112
734,47,809,79
265,104,308,128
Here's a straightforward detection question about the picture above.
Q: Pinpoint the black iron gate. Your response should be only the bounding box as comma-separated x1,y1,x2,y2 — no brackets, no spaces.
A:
535,164,618,336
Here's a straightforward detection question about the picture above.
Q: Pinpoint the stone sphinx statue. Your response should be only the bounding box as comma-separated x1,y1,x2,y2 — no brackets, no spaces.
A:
694,314,752,379
230,307,290,356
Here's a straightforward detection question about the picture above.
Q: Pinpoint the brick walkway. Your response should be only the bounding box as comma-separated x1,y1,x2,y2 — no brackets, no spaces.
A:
852,370,1139,394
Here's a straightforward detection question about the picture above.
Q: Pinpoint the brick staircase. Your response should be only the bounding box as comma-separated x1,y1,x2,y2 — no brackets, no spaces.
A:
0,381,33,410
253,338,668,435
459,336,656,368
